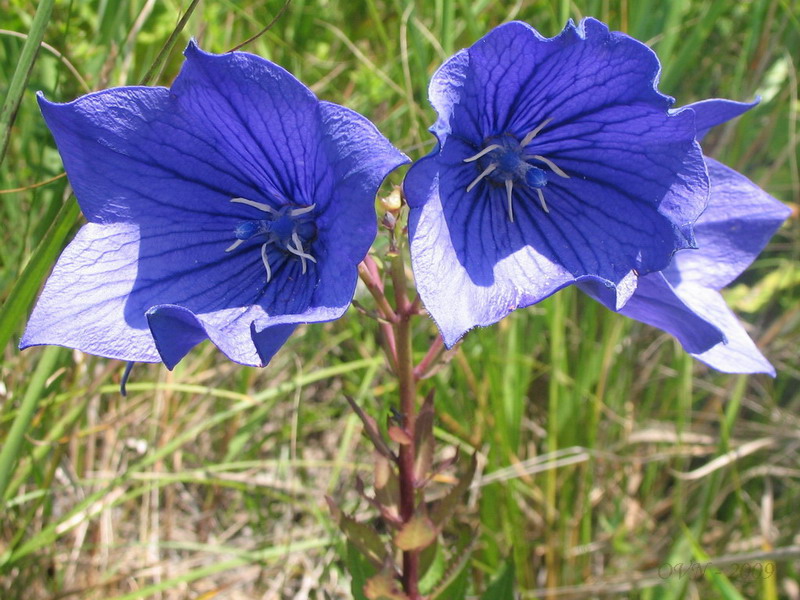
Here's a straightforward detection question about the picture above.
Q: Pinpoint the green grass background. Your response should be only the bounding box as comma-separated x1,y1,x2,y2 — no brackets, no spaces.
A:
1,0,799,598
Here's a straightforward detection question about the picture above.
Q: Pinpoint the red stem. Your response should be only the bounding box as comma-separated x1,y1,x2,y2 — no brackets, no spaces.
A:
358,259,398,369
413,334,444,381
391,253,421,600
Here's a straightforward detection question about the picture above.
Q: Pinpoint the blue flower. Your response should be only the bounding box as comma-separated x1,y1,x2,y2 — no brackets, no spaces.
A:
580,101,791,375
21,42,407,368
404,19,712,346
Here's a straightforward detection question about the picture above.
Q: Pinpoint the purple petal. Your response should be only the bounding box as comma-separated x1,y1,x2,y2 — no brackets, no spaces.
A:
595,273,725,354
409,164,572,346
683,287,775,375
406,18,710,342
20,223,161,362
678,98,759,140
173,42,330,209
450,19,708,248
30,42,407,368
146,305,208,369
251,323,298,366
664,158,791,290
147,304,298,368
37,88,241,226
317,102,408,246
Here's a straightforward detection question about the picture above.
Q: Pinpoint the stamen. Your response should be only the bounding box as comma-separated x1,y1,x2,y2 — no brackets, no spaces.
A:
225,239,245,253
466,163,498,192
505,179,514,223
290,203,316,216
463,143,502,163
536,188,549,213
528,155,569,178
520,118,553,147
260,243,272,282
231,197,277,213
286,232,317,275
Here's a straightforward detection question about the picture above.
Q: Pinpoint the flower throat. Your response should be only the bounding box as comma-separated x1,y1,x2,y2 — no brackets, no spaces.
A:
224,197,318,282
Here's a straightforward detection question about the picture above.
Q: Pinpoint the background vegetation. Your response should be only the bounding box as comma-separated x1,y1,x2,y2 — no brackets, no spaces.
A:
1,0,798,598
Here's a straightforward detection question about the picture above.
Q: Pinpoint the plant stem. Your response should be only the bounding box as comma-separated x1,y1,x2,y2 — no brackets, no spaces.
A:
413,334,444,380
390,251,421,600
358,259,398,369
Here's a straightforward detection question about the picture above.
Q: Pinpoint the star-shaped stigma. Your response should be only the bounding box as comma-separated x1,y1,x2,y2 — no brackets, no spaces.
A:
224,197,317,282
463,119,569,221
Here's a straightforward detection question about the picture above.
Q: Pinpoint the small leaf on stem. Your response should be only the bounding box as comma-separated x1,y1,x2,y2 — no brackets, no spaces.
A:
346,396,396,460
364,572,410,600
394,513,438,551
388,425,413,445
430,453,477,527
428,532,477,600
414,390,435,483
326,496,388,568
374,453,401,520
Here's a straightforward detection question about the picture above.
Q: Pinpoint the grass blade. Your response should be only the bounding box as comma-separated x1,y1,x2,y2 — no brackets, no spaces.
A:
0,0,55,166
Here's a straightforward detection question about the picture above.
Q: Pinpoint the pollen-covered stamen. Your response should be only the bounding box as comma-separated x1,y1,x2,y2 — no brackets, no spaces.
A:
536,189,548,213
525,154,569,179
289,204,316,216
519,118,553,147
505,179,515,222
286,232,317,274
225,197,318,281
464,119,567,220
467,163,498,192
260,243,273,282
225,239,244,253
230,197,278,214
463,144,502,163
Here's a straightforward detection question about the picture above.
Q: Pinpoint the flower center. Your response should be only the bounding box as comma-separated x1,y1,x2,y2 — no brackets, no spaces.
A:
463,118,569,222
224,197,318,283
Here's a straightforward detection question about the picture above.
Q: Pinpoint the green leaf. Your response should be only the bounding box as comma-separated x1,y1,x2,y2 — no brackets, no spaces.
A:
418,541,446,595
684,527,746,600
430,554,471,600
429,534,476,600
0,0,55,165
0,197,80,352
347,540,378,600
326,496,388,567
346,396,395,459
374,453,401,520
480,559,515,600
